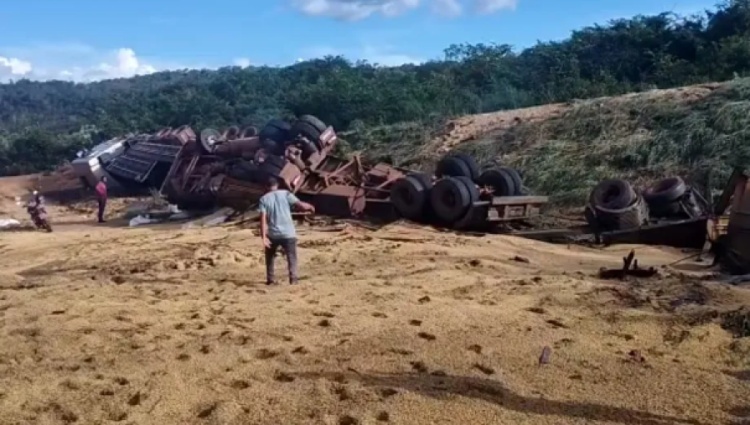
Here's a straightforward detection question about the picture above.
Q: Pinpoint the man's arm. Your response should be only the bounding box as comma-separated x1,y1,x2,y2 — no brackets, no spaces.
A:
257,201,270,247
287,192,315,213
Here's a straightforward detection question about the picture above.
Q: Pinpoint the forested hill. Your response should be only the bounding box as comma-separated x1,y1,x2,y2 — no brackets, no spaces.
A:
2,1,750,176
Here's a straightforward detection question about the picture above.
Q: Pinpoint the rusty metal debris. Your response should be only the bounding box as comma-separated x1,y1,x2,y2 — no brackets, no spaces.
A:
714,168,750,274
64,115,548,231
585,176,711,249
598,250,658,279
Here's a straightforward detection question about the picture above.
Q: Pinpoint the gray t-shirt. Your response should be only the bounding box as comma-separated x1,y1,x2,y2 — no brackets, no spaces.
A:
258,190,300,239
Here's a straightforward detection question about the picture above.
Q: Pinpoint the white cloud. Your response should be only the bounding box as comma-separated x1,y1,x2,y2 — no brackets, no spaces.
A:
0,56,32,79
233,57,251,67
86,48,157,80
291,0,516,20
292,0,419,20
0,45,170,82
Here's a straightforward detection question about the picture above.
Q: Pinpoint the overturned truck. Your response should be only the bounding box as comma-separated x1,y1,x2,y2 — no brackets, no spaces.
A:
150,115,548,230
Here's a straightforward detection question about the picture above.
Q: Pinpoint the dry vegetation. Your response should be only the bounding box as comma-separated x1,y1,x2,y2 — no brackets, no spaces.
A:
356,79,750,204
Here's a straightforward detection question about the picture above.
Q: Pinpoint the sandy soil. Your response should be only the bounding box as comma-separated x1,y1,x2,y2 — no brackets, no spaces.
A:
0,197,749,425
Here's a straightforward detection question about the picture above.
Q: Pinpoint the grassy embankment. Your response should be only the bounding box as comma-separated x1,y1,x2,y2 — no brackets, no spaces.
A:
349,79,750,205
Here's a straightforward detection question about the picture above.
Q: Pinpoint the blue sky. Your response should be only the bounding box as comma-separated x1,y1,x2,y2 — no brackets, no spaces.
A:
0,0,718,82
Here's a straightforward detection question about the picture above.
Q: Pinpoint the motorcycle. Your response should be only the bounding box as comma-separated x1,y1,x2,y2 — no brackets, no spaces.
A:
26,196,53,232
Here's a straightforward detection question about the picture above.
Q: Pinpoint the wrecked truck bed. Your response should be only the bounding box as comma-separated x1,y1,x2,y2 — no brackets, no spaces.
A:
598,217,709,249
143,115,549,229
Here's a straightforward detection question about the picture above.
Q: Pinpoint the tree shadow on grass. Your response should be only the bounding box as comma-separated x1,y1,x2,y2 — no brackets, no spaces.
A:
297,371,707,425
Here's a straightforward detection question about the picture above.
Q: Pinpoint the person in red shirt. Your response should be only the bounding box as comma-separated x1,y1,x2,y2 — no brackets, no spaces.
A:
95,176,108,223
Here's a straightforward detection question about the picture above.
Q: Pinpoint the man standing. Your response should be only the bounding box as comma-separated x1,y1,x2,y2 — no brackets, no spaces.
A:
95,176,107,223
258,176,315,285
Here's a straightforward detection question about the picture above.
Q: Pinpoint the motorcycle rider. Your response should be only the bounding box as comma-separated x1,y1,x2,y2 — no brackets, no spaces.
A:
26,191,51,232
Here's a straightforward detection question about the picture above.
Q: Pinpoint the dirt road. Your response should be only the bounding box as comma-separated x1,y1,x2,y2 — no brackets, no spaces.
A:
0,207,749,424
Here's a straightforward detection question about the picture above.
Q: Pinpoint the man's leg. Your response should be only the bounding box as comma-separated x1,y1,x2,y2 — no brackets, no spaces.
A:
97,199,106,223
282,238,298,284
264,239,281,284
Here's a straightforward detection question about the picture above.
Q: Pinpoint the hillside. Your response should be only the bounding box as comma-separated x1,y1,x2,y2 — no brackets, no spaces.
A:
3,1,750,181
354,79,748,204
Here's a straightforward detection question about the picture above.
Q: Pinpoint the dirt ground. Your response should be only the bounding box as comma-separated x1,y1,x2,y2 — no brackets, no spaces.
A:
1,194,749,425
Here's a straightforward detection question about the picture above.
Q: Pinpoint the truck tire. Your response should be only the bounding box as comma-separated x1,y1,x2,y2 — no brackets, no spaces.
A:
453,205,486,230
241,126,258,138
224,125,240,140
594,195,649,231
298,115,327,133
390,175,431,220
258,155,286,180
408,173,433,193
503,167,524,195
450,153,480,181
296,138,318,159
261,139,285,156
291,120,323,150
260,119,292,143
643,177,687,216
589,179,636,210
454,176,480,199
478,167,518,197
199,128,222,154
430,176,477,223
436,155,474,180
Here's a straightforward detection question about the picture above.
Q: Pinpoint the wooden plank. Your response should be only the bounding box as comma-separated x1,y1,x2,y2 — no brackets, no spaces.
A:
490,195,549,206
182,207,235,229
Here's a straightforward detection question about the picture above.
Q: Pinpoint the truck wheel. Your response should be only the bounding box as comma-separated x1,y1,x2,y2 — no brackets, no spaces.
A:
199,128,222,154
408,173,433,193
643,177,687,216
260,119,292,143
435,154,480,181
261,139,285,156
450,153,480,181
593,194,649,231
241,126,258,138
224,126,240,140
390,175,431,220
298,115,327,133
292,121,323,150
258,155,286,179
589,179,636,210
296,138,318,159
430,176,476,223
502,167,524,195
478,167,518,197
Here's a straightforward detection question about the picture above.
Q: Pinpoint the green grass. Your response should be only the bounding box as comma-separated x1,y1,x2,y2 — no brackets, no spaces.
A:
354,78,750,205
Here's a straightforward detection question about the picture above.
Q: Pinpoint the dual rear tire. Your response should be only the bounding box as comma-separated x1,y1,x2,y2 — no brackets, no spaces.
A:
390,153,526,227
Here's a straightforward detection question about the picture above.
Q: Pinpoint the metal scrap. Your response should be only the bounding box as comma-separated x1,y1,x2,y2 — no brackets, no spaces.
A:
598,250,658,279
61,116,548,232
